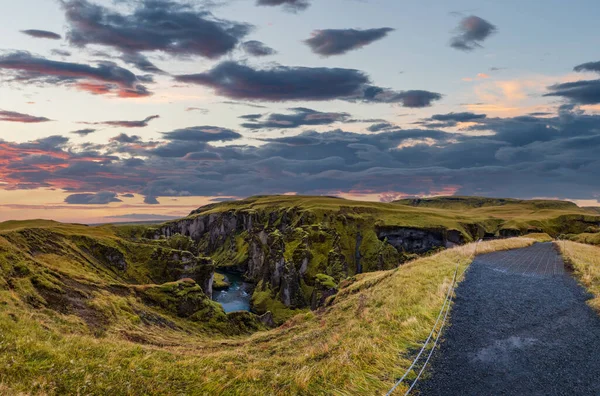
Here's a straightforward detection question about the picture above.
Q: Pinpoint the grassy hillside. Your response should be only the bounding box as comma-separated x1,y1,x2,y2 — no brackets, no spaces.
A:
0,237,535,395
556,241,600,312
0,222,263,341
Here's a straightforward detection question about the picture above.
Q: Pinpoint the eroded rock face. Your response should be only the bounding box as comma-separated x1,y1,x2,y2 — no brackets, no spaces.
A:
149,248,215,297
376,226,462,253
154,208,469,312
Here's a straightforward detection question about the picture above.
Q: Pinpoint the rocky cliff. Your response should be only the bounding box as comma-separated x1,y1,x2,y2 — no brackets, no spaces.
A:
151,204,471,322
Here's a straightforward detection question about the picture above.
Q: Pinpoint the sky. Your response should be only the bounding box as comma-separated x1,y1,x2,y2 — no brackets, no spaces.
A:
1,0,600,223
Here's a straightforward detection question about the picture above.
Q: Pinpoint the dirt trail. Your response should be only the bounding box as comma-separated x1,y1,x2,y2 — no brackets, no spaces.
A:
416,243,600,395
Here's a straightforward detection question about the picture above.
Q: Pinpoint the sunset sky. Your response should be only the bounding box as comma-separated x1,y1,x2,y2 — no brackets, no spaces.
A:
1,0,600,223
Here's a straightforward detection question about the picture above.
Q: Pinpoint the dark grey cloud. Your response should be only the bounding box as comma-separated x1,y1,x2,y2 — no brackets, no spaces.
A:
50,49,72,57
121,193,135,198
256,0,310,12
121,53,165,74
0,110,51,123
450,15,497,51
161,126,242,142
86,115,160,128
241,40,277,56
431,112,487,122
305,28,394,56
367,122,397,132
544,80,600,105
71,128,96,136
144,196,160,205
574,61,600,73
65,191,122,204
241,107,350,129
0,51,151,98
63,0,251,59
239,113,263,120
21,29,62,40
6,106,600,204
176,61,442,107
110,134,142,143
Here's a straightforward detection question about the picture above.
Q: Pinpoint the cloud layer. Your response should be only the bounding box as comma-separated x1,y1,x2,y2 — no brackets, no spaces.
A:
3,105,600,203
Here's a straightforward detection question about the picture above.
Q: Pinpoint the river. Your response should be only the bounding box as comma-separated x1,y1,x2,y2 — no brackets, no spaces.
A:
212,271,253,313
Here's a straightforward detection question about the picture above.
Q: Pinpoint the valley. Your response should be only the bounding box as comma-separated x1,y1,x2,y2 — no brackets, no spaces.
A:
1,195,600,394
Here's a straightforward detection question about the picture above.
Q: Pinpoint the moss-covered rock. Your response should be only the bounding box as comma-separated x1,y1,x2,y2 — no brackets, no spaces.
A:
311,274,338,310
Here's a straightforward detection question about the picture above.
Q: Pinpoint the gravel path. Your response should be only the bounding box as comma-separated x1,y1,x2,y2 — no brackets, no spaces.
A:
415,243,600,395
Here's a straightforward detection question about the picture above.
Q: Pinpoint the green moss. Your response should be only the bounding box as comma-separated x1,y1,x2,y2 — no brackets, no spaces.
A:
212,273,230,290
251,284,304,324
315,274,337,289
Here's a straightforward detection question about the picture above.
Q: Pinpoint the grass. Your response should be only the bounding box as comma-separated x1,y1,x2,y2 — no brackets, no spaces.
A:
556,240,600,311
0,237,535,395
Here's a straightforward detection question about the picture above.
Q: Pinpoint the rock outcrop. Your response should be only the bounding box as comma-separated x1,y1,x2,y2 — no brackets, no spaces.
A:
375,226,465,253
152,206,473,317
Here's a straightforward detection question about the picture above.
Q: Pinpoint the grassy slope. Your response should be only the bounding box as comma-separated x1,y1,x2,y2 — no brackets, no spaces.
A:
0,223,260,343
0,238,535,395
556,241,600,311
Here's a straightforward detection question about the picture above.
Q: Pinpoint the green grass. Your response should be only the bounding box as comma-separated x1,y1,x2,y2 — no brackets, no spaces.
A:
0,237,536,395
556,241,600,312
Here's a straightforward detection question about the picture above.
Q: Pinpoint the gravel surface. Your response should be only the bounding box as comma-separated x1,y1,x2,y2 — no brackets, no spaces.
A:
415,243,600,395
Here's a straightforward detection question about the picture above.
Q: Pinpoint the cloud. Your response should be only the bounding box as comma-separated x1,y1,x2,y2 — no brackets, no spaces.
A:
0,51,151,98
121,53,165,74
85,115,160,128
62,0,251,59
161,126,242,142
256,0,310,12
574,61,600,73
367,122,397,132
71,128,96,136
176,61,442,107
0,110,51,123
450,15,497,51
431,112,487,122
21,29,62,40
110,134,142,143
121,193,135,198
241,107,350,129
239,113,263,120
241,40,277,56
50,49,72,57
3,107,600,202
544,80,600,105
65,191,122,204
304,28,394,56
186,107,209,113
144,196,160,205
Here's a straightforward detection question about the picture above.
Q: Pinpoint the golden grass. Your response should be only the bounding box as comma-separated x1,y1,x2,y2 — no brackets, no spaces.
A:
0,237,535,395
556,240,600,311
